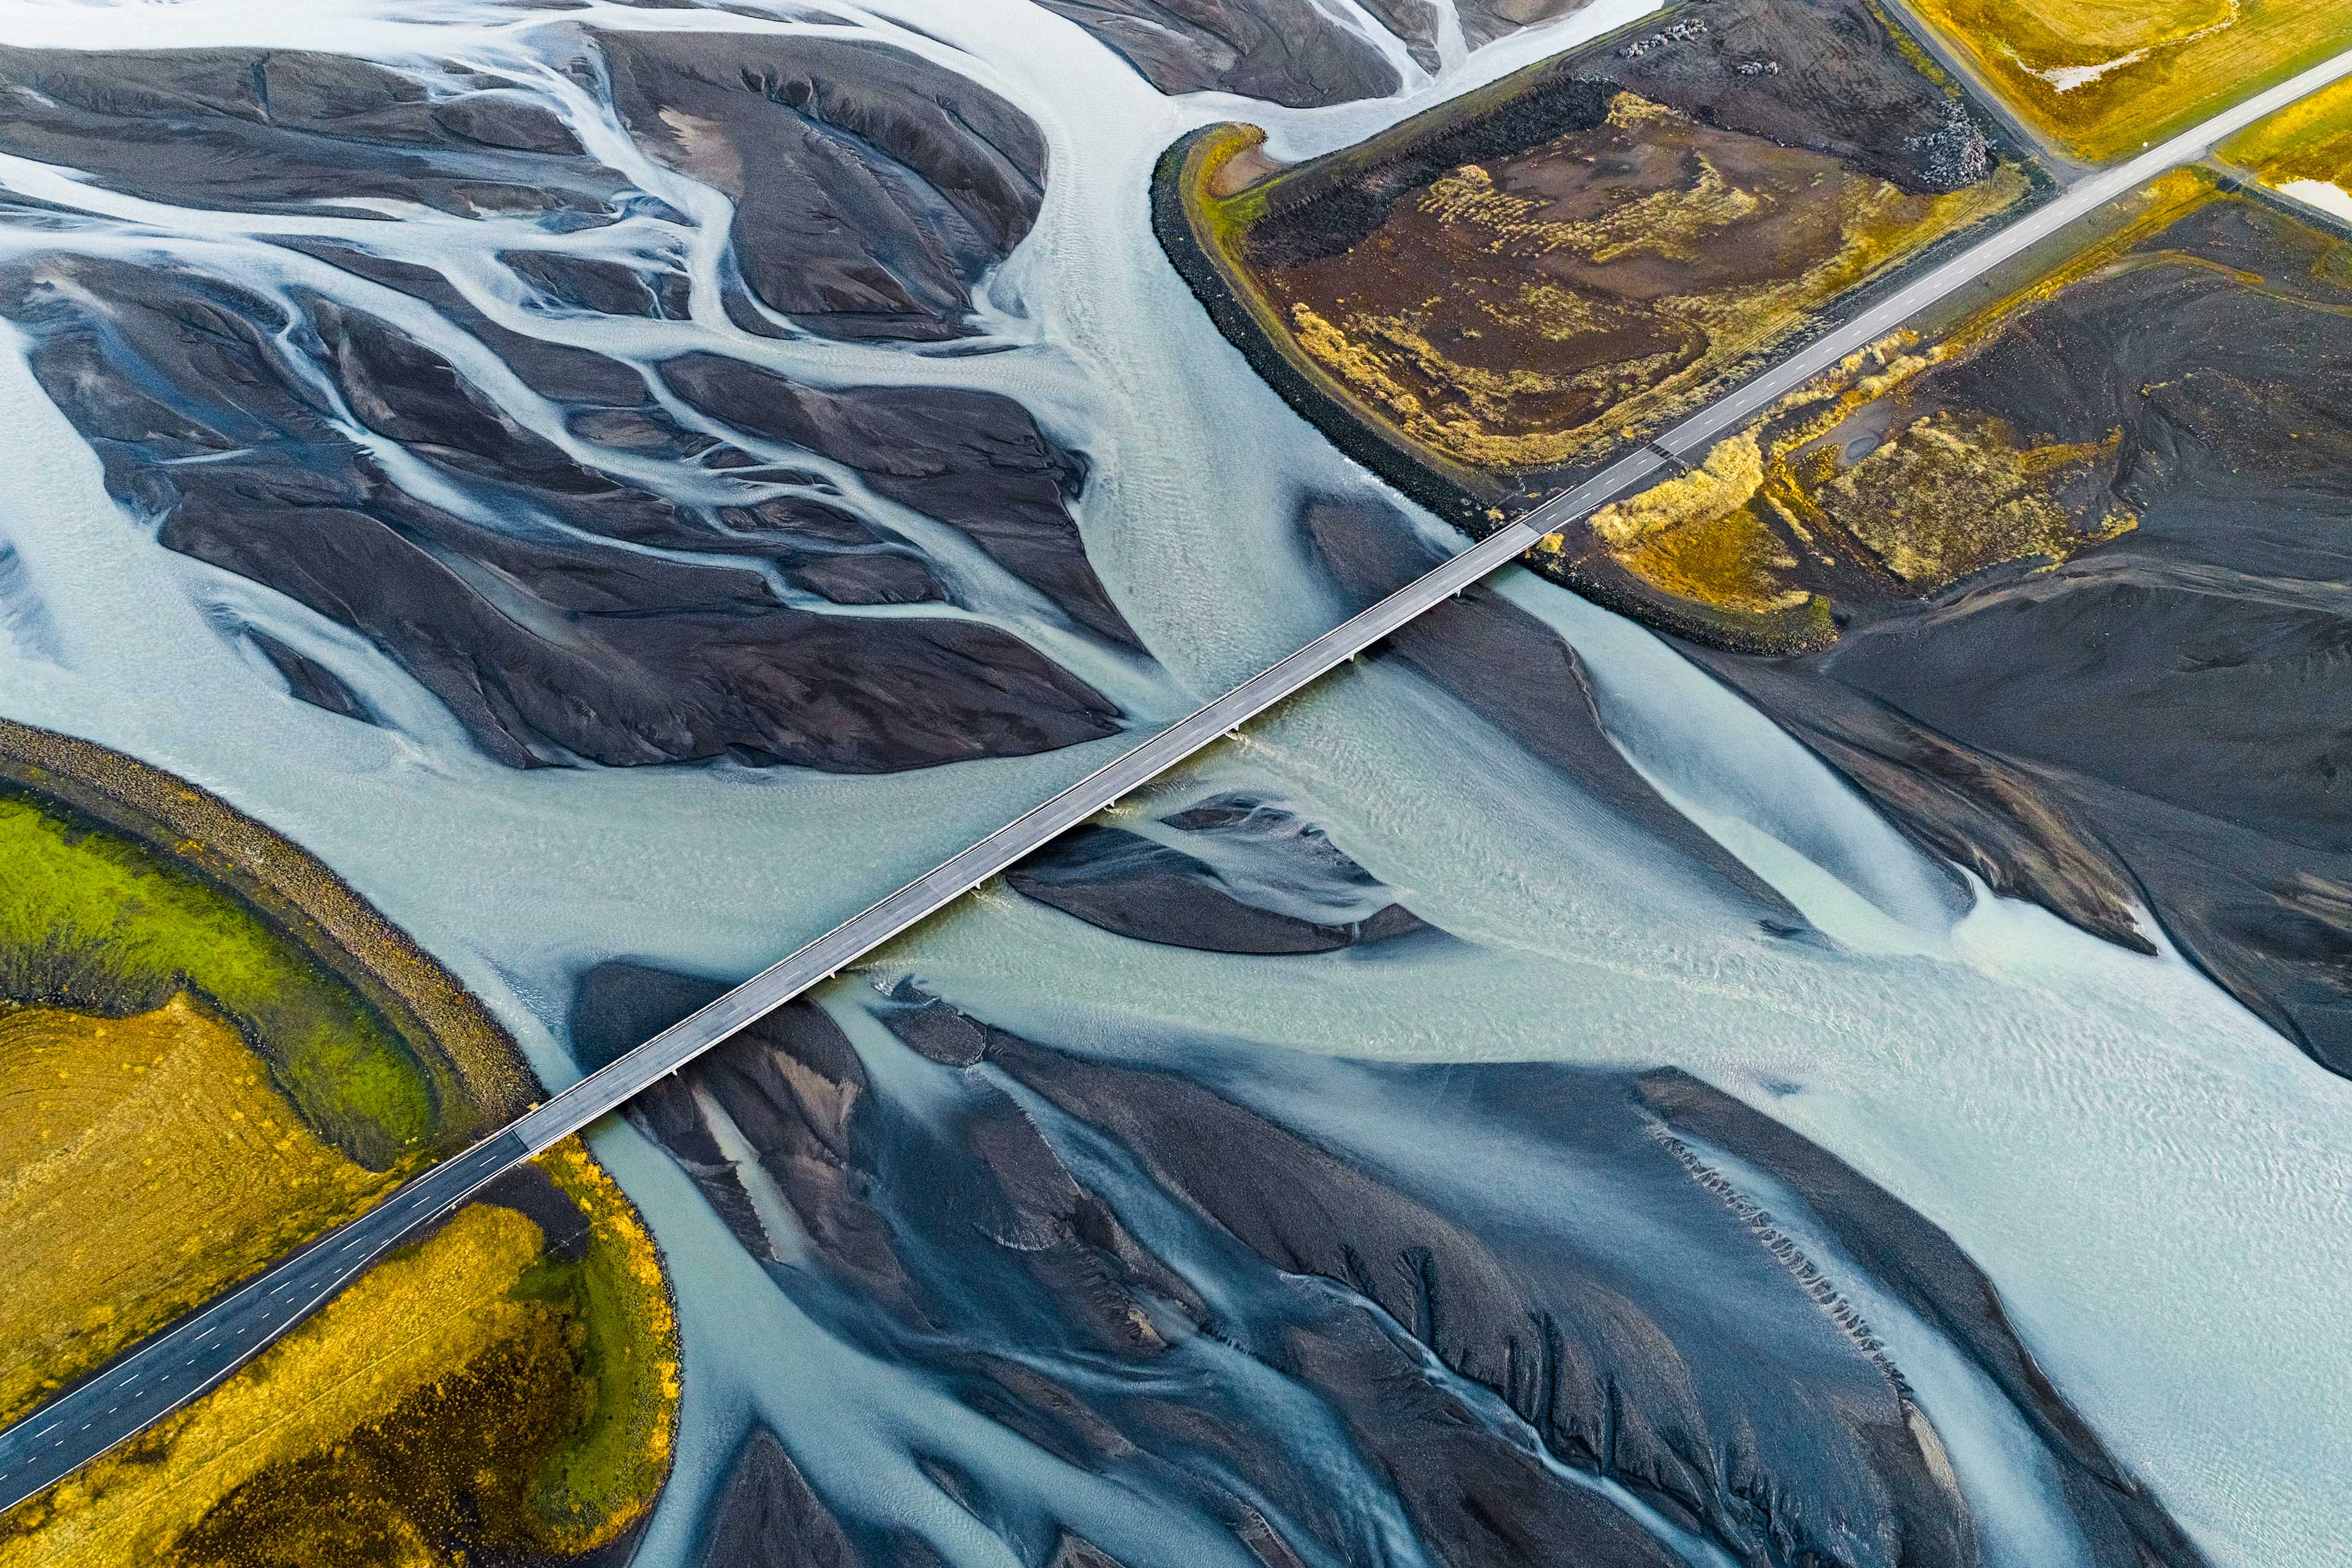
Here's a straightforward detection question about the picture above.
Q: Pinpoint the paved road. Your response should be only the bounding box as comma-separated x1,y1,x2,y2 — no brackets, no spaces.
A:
0,1130,526,1510
5,41,2350,1518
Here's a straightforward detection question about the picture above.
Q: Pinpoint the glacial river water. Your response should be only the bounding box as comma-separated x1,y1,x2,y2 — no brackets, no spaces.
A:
0,1,2346,1564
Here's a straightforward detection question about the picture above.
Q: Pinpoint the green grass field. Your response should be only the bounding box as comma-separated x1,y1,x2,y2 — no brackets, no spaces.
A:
0,787,437,1167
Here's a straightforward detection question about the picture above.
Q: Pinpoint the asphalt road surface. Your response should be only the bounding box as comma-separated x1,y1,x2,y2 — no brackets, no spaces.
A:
0,1130,526,1511
5,41,2349,1517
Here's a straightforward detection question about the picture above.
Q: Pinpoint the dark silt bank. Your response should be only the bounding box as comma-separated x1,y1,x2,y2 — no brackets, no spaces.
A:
1700,192,2352,1076
0,33,1150,774
1008,797,1437,956
574,964,2214,1568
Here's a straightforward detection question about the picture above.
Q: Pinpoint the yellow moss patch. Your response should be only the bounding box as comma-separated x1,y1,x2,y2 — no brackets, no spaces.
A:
1593,432,1766,546
1514,174,2227,641
1569,376,2141,628
1288,301,1430,424
1614,505,1810,614
2223,74,2352,215
1588,433,1805,613
1817,412,2139,587
0,997,393,1427
1907,0,2350,161
1418,104,1768,268
528,1141,682,1554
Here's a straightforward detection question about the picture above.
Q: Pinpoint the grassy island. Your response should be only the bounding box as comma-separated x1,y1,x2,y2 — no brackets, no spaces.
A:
0,718,678,1558
0,717,529,1423
1156,0,2041,650
2222,74,2352,219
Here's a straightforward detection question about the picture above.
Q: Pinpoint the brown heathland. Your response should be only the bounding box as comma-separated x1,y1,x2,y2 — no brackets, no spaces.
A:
1161,0,2045,652
1536,176,2234,642
1254,92,2026,481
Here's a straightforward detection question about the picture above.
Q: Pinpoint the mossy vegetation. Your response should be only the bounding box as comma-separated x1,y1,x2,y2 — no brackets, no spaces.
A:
0,788,436,1161
1581,432,1815,615
1555,344,2143,638
0,717,535,1126
514,1143,682,1549
1156,0,2043,650
1906,0,2352,162
0,1139,681,1565
0,997,396,1427
0,719,679,1556
1812,412,2136,584
1694,175,2352,1075
1532,176,2258,643
2222,75,2352,218
0,719,687,1504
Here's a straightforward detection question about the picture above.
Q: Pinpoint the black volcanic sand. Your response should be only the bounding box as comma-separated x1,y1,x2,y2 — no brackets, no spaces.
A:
1038,0,1601,108
249,629,377,725
1301,498,1820,937
574,964,2211,1568
3,255,1120,772
0,36,1150,772
265,238,1139,643
1695,192,2352,1076
697,1427,952,1568
1038,0,1398,109
1008,794,1436,955
0,32,1044,340
660,354,1142,650
0,43,611,220
591,30,1045,342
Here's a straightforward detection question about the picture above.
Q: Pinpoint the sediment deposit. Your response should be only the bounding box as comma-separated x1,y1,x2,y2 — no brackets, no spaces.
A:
578,968,2212,1568
0,32,1144,775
